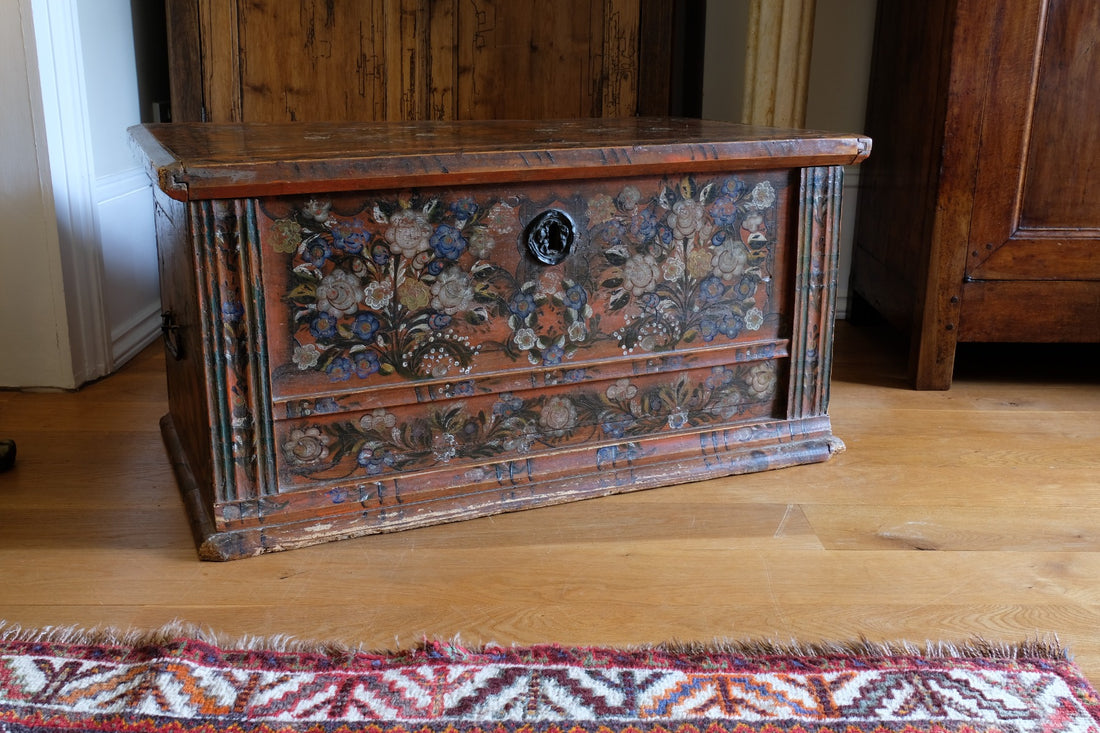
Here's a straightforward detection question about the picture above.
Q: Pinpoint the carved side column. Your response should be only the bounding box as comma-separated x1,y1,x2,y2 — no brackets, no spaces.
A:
742,0,816,127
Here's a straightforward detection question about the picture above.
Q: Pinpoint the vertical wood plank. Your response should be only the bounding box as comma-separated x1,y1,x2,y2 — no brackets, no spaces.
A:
198,0,242,122
165,0,204,122
597,0,641,117
428,0,458,120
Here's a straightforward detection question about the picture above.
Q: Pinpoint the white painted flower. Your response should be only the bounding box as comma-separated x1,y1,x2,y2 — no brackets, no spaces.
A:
748,181,776,209
316,268,362,316
622,253,662,296
539,396,578,437
745,307,765,331
363,279,394,310
617,185,641,211
302,199,333,224
514,327,538,351
747,362,777,397
430,268,474,315
712,241,750,281
283,427,330,465
568,320,588,342
667,198,707,240
537,270,563,298
293,343,321,370
385,209,433,258
360,408,396,431
468,228,496,259
433,433,458,463
606,378,637,401
667,408,689,430
662,255,685,281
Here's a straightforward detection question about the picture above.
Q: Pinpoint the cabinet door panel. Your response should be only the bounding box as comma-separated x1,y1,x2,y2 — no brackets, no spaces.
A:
966,0,1100,282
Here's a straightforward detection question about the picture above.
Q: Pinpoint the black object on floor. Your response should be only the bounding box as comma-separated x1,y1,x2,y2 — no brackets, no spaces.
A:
0,440,15,473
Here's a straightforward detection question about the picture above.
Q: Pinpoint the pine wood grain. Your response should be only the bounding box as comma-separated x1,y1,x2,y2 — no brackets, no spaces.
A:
1,321,1098,682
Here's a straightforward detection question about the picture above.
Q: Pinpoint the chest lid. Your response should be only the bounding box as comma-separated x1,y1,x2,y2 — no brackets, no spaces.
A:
130,118,871,202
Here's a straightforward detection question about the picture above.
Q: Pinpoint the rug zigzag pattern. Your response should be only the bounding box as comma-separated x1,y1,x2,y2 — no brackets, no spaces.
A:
1,634,1099,733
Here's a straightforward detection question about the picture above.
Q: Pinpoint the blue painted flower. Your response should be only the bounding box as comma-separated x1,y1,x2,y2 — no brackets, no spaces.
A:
352,350,380,378
426,258,445,276
428,312,452,330
304,239,331,267
310,312,338,340
700,318,720,342
562,284,587,311
711,230,732,248
352,313,380,342
722,177,747,199
719,313,744,338
453,380,475,396
542,344,565,366
509,292,537,318
430,224,468,261
450,198,478,219
493,393,524,417
656,223,675,248
326,356,354,381
640,292,662,311
602,414,634,439
337,230,370,254
709,196,739,227
698,276,726,305
222,298,245,323
630,209,660,241
602,219,626,246
357,445,395,475
313,397,341,414
371,243,391,265
734,274,758,300
563,369,586,383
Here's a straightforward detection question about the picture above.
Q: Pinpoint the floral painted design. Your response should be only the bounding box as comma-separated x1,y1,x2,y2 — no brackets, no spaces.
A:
592,177,774,354
266,173,780,384
279,361,778,482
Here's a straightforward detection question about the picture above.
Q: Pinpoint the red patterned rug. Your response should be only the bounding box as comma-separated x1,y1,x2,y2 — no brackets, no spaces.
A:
1,624,1098,733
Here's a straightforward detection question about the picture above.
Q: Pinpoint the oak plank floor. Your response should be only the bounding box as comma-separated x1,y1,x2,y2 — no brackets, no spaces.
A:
1,321,1098,680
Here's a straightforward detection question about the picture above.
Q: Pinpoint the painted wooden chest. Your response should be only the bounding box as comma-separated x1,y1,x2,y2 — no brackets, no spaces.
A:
130,118,870,560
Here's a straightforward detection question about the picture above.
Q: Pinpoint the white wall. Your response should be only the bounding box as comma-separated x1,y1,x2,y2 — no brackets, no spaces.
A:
0,0,75,389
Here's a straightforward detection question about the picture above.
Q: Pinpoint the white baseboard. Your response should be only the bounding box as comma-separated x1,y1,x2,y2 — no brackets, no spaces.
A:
110,303,161,366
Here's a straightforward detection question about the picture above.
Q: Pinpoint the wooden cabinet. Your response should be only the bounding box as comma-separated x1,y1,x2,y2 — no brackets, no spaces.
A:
164,0,703,123
130,118,869,559
851,0,1100,389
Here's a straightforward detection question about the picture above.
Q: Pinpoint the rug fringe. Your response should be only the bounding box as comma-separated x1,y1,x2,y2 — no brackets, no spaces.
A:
0,620,1068,662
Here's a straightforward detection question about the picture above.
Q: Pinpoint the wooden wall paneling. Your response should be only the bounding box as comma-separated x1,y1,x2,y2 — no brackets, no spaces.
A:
1020,1,1100,230
428,0,459,120
165,0,203,122
593,0,641,117
198,0,242,122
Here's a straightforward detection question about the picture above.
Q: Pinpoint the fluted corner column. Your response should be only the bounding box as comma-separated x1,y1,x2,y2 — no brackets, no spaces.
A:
742,0,816,128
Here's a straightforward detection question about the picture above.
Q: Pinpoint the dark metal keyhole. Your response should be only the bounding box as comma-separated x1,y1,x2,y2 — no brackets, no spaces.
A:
524,210,576,265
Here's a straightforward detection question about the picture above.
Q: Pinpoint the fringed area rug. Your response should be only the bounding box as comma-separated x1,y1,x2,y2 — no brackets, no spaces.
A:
1,624,1098,733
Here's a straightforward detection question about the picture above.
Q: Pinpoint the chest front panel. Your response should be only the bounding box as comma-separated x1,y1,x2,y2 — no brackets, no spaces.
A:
254,173,795,497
